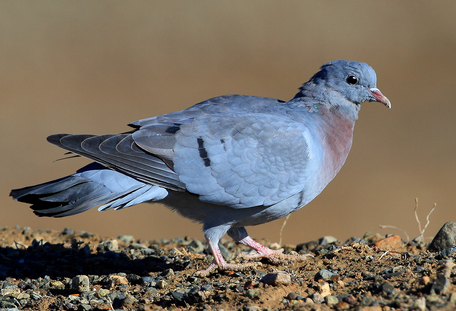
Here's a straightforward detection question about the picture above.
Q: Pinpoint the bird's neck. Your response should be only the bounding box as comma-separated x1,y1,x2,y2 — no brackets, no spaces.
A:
317,104,356,185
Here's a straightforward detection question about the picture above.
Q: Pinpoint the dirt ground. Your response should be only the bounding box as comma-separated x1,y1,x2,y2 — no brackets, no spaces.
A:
0,225,455,311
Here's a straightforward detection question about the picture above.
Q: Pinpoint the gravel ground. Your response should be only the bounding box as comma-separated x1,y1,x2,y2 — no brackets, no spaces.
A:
0,225,455,311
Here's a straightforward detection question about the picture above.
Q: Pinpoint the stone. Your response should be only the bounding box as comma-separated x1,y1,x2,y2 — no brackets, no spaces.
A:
312,292,324,303
188,239,205,253
428,222,456,252
130,242,148,250
2,282,18,289
49,280,65,290
97,289,110,297
362,271,376,280
79,304,91,311
118,235,134,244
61,227,74,235
318,281,331,297
379,266,403,279
287,292,298,300
0,300,17,308
15,292,30,300
141,276,157,287
97,239,118,252
157,280,167,289
373,235,402,249
325,295,339,306
413,296,426,311
171,290,185,303
260,272,291,286
1,286,20,296
126,274,143,284
361,296,376,306
318,236,339,245
79,231,94,238
72,275,90,292
123,293,138,306
245,288,262,300
419,276,430,285
219,243,232,260
431,274,449,295
269,242,281,250
336,301,350,309
379,282,395,296
315,269,335,281
109,275,129,286
162,268,174,278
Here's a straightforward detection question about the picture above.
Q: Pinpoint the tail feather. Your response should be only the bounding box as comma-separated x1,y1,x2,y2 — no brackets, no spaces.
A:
10,163,168,217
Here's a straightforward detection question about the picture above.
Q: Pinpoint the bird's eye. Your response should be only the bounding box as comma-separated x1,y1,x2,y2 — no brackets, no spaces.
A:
346,75,358,85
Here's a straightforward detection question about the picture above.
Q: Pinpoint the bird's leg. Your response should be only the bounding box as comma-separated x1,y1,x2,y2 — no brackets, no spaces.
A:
195,226,260,277
237,236,285,264
229,227,313,264
239,236,314,264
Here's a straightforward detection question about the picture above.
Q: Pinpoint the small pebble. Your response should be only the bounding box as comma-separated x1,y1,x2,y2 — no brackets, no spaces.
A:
72,275,90,292
187,239,205,253
336,301,350,309
379,281,395,296
123,293,139,306
312,292,324,303
219,243,232,259
414,296,426,311
287,292,298,300
373,235,402,249
318,236,339,245
118,235,134,244
431,274,449,295
157,280,167,289
97,239,119,252
97,288,110,297
61,227,74,235
419,276,430,285
49,280,65,290
325,295,339,306
109,275,129,286
315,269,335,281
245,288,262,300
317,281,331,297
269,242,281,250
260,272,291,286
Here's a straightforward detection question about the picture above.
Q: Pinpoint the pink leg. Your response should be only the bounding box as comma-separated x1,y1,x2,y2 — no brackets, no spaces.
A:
195,227,312,277
195,231,260,277
238,236,313,264
239,236,282,260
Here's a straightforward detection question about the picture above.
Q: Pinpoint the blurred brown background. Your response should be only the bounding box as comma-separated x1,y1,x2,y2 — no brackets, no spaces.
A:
2,1,456,245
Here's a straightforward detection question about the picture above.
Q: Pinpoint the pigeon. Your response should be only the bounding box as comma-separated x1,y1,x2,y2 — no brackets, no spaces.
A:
10,60,390,275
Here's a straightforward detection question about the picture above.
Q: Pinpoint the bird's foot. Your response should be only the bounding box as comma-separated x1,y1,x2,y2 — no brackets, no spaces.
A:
195,260,261,277
238,236,313,265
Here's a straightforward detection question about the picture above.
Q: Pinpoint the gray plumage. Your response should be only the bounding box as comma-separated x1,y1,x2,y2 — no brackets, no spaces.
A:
10,60,390,274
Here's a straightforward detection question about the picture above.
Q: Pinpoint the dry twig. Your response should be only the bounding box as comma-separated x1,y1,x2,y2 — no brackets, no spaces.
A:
415,198,436,242
278,214,291,246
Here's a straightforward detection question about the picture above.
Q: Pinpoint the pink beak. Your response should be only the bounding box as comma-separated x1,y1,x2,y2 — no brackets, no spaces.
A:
369,88,391,109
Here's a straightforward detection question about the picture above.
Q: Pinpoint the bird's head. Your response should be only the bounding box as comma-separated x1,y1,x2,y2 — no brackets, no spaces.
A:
310,60,391,109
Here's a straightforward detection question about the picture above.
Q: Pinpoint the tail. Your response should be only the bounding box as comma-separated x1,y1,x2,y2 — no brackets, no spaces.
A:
10,163,168,217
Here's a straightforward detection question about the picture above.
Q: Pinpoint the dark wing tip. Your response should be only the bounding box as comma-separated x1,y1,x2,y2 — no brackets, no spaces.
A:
47,134,68,146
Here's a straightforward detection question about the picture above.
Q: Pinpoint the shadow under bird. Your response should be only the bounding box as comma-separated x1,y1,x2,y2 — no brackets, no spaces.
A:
11,60,391,276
